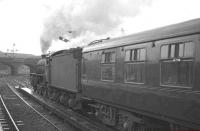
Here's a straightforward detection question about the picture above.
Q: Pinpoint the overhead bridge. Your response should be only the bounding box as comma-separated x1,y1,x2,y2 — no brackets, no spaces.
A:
0,56,40,75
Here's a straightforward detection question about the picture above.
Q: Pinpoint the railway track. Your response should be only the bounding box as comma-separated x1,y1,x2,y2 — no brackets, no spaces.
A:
0,77,73,131
7,80,77,131
0,95,19,131
4,77,115,131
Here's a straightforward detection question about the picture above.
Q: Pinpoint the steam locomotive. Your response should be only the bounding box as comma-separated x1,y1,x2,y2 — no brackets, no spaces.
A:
30,18,200,131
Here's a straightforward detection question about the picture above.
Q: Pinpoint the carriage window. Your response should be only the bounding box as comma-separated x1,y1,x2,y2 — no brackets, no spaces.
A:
178,43,184,57
125,63,145,83
125,48,146,61
101,51,116,81
125,50,131,61
125,48,146,83
170,44,175,58
161,42,194,59
161,42,194,87
161,45,169,59
139,48,146,61
184,42,194,57
101,52,115,63
101,54,105,63
101,64,115,81
161,61,193,87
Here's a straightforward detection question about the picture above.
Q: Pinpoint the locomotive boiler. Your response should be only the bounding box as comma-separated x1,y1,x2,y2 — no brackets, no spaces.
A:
31,18,200,131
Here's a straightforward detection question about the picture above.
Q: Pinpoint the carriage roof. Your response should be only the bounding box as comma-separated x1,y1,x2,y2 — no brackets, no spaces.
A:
83,18,200,52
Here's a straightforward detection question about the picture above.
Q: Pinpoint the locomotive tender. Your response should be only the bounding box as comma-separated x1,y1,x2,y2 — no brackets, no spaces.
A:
30,18,200,131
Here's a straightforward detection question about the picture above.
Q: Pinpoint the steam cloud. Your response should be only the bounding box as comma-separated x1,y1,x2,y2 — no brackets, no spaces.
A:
40,0,152,53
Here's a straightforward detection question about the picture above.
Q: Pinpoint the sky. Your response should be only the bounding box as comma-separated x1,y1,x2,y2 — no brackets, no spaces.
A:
0,0,200,55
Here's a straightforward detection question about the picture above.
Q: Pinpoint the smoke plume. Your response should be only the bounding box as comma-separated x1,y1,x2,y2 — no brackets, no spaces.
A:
40,0,152,53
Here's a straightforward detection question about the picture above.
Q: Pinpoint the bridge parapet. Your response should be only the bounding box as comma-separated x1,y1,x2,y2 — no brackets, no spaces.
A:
0,56,40,75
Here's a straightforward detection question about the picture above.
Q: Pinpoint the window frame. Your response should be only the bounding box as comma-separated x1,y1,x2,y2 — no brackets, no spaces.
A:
160,41,195,60
100,63,115,82
101,51,116,64
160,41,195,88
100,49,116,82
124,47,146,84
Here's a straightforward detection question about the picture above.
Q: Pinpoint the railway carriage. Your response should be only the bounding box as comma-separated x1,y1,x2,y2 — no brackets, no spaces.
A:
81,18,200,130
31,18,200,131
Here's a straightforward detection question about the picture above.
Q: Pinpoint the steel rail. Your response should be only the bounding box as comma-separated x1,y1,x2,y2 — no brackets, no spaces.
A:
12,79,115,131
6,83,62,131
0,95,20,131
